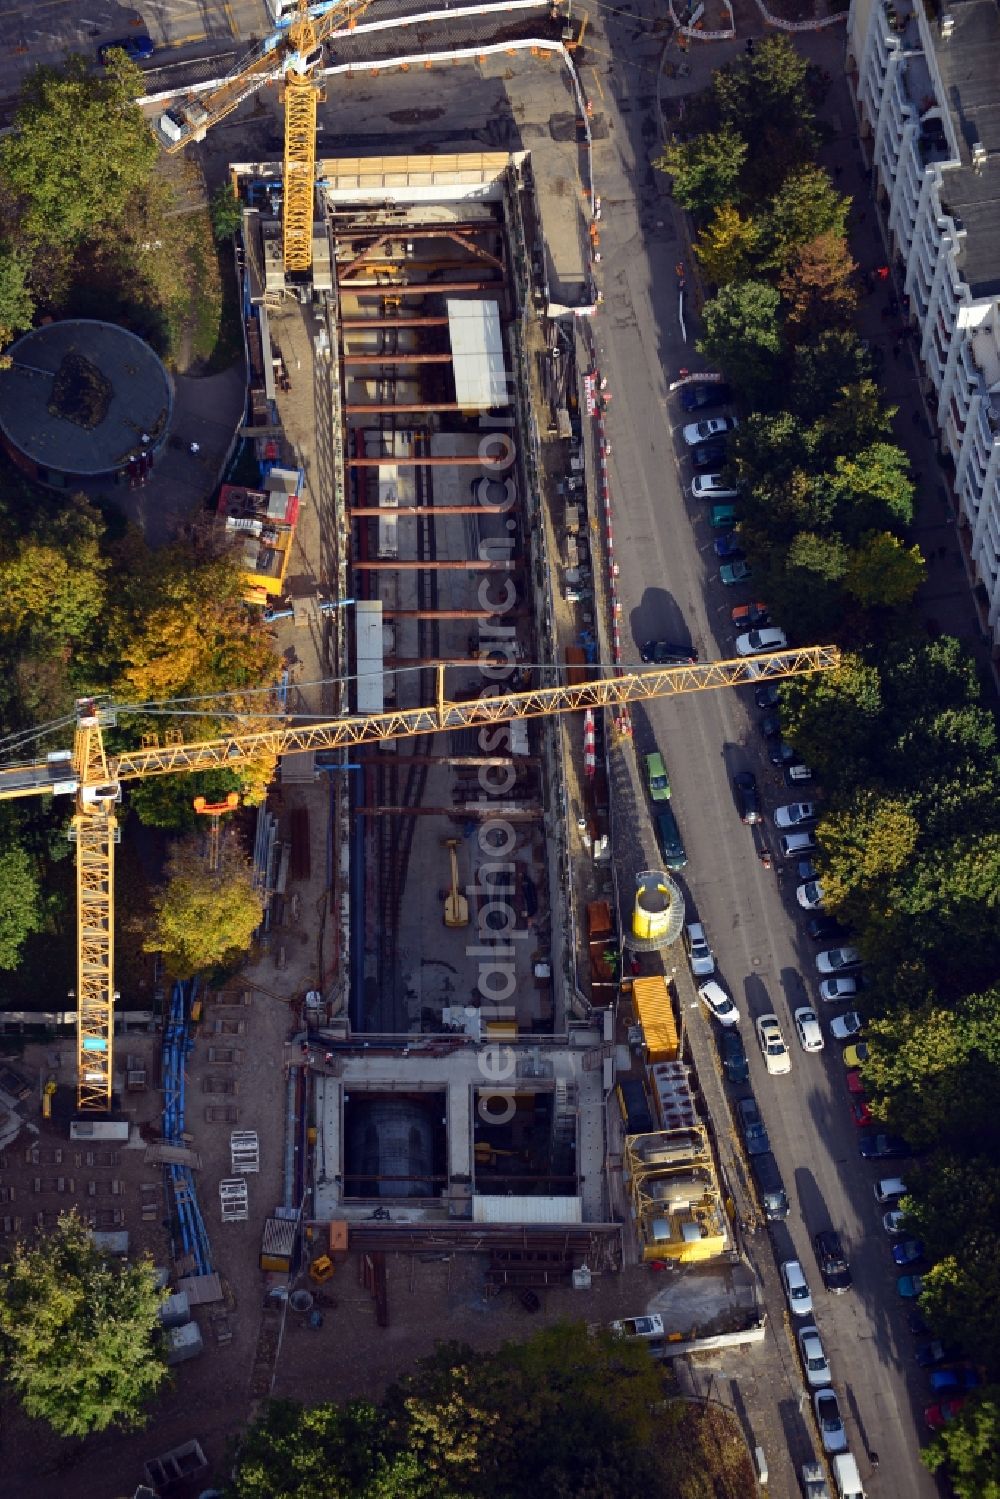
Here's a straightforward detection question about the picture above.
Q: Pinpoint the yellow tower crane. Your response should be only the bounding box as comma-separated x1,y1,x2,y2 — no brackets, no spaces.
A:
156,0,376,275
0,647,839,1114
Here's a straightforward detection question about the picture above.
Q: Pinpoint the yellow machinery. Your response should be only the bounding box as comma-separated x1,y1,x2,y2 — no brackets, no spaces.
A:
193,791,240,873
442,838,469,928
309,1254,335,1284
0,647,839,1112
156,0,376,275
41,1077,57,1120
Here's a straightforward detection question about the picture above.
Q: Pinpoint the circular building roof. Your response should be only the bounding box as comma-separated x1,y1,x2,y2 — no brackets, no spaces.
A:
0,320,172,477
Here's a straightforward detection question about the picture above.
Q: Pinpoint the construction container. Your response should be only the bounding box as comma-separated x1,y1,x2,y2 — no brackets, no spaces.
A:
328,1219,348,1261
157,1292,191,1329
260,1215,297,1272
143,1439,208,1490
164,1322,203,1365
648,1061,698,1132
632,976,679,1062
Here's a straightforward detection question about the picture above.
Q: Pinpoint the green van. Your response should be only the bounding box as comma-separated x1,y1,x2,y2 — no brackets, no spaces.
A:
710,503,739,530
655,806,688,871
645,751,671,802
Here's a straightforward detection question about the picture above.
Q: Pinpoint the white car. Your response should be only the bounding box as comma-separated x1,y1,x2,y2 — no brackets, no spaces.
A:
796,879,825,910
685,922,716,977
829,1010,863,1042
698,979,740,1027
884,1210,907,1235
756,1012,791,1074
797,1325,832,1389
735,627,788,657
793,1007,824,1052
781,1258,813,1317
814,1388,848,1454
611,1314,664,1339
816,946,861,974
819,976,858,1002
774,802,817,828
682,415,738,446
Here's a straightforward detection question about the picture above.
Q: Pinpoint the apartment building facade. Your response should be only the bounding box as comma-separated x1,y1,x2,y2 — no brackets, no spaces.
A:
847,0,1000,650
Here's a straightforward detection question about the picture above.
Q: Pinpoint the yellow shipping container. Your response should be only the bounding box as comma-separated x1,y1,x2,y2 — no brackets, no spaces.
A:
632,976,679,1063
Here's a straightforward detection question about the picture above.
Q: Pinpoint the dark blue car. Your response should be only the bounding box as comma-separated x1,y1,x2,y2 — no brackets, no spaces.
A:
98,34,155,63
892,1238,925,1267
714,531,745,560
680,381,732,412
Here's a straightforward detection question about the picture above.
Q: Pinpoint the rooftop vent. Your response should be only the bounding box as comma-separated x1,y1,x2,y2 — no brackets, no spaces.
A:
971,141,987,171
939,12,954,37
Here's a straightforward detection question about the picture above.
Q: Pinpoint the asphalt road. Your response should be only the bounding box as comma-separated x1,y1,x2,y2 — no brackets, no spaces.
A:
585,6,942,1498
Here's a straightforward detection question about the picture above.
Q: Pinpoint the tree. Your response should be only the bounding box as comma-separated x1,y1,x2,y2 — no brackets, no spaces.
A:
228,1399,431,1499
790,331,876,422
698,280,783,407
0,1212,167,1435
694,204,760,287
712,37,817,195
827,442,915,537
0,54,157,250
923,1387,1000,1499
0,536,107,646
919,1243,1000,1372
144,833,265,978
817,791,919,911
210,182,244,242
785,529,849,582
760,166,850,273
844,531,925,609
0,843,44,969
779,652,883,780
128,769,244,832
779,232,857,336
0,242,33,353
656,127,747,219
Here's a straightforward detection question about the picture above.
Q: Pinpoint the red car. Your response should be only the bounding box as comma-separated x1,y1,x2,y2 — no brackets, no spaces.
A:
849,1098,873,1128
925,1396,967,1430
731,601,770,628
846,1070,866,1096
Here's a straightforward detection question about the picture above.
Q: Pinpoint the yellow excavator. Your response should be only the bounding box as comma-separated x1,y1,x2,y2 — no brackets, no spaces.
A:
443,838,469,928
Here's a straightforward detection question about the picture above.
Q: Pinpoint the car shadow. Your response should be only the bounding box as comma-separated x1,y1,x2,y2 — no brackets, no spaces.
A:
628,585,698,664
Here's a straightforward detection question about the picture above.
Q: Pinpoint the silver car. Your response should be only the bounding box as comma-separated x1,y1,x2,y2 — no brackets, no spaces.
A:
814,1388,848,1454
685,922,715,977
798,1325,832,1389
781,1258,813,1318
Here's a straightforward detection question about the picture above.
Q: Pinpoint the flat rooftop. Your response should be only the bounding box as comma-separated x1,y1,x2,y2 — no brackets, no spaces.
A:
932,0,1000,297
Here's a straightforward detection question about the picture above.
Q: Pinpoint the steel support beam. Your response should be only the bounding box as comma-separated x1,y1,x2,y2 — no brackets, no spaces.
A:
350,280,500,294
350,505,497,516
352,559,516,571
341,353,453,365
339,317,451,328
344,403,469,414
356,754,527,765
347,455,507,467
355,805,542,817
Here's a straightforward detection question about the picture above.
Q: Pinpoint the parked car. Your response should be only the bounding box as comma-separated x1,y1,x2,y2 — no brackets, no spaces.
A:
781,832,817,860
655,807,687,871
685,921,715,976
732,601,769,628
758,711,782,739
611,1314,664,1339
736,627,788,657
916,1341,959,1368
925,1397,966,1430
794,1007,824,1053
929,1365,981,1393
829,1011,863,1042
874,1176,908,1205
683,415,738,445
641,639,698,665
695,474,739,502
699,978,739,1027
754,683,780,709
784,762,815,785
737,1093,770,1155
893,1239,926,1267
781,1258,813,1317
718,1027,750,1085
798,1325,832,1389
757,1013,791,1075
814,1229,852,1293
98,34,155,62
819,976,858,1002
816,946,862,974
732,770,761,824
845,1069,866,1097
720,559,752,586
710,502,739,529
807,914,847,943
843,1042,870,1068
797,879,825,910
680,381,732,411
859,1131,910,1160
714,530,745,559
814,1389,848,1454
884,1210,908,1235
849,1097,873,1128
774,800,819,829
691,439,728,469
645,751,670,802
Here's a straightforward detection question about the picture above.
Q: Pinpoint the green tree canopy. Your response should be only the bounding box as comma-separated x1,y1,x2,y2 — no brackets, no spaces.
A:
760,166,850,273
698,280,783,407
144,833,265,978
210,182,244,242
0,54,157,250
656,127,747,219
0,842,44,970
789,331,876,422
128,769,244,832
923,1387,1000,1499
843,531,925,609
0,242,34,351
778,231,857,337
712,36,817,195
226,1399,431,1499
0,1212,167,1435
694,203,760,287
